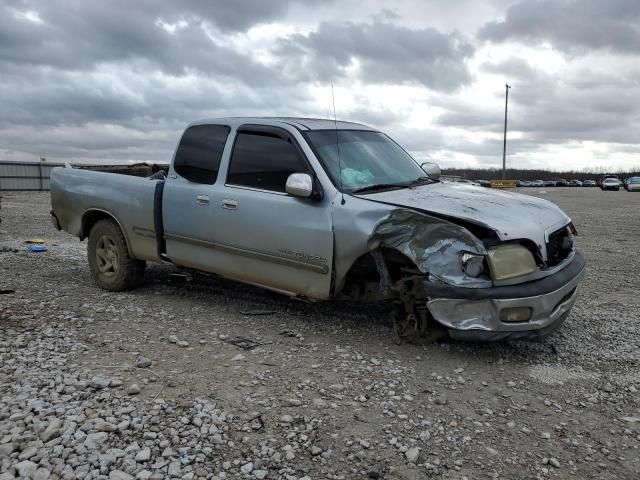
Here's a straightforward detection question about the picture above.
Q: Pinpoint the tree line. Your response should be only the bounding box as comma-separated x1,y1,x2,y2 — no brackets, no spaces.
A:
442,167,640,181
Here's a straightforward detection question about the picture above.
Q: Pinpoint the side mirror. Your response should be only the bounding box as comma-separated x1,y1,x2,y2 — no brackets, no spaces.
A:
286,173,313,198
421,162,441,180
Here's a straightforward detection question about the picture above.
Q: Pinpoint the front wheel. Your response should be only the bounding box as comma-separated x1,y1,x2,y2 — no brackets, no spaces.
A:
87,219,145,291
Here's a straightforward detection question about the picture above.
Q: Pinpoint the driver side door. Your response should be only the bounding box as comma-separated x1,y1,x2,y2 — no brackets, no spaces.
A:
209,125,334,299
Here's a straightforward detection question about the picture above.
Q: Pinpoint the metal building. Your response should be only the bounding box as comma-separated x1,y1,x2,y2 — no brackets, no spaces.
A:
0,161,64,191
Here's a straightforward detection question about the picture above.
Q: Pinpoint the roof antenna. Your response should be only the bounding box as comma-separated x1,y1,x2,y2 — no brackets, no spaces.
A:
331,84,346,205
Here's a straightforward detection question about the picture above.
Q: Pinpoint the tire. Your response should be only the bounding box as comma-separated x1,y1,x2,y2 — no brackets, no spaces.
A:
87,219,145,291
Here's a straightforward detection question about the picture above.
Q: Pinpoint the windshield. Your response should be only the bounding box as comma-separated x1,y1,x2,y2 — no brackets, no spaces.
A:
304,130,429,193
630,177,640,184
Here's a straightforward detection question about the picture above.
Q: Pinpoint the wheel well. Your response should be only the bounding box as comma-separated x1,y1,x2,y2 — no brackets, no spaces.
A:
81,209,132,255
340,248,420,301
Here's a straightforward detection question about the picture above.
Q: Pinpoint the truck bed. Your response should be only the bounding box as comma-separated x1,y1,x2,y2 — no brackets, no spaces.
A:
50,167,163,262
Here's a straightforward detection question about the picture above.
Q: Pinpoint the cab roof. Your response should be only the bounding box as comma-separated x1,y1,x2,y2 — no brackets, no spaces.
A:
189,117,375,131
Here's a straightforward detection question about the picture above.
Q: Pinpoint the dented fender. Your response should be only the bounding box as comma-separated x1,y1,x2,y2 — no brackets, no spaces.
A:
367,209,490,288
331,195,491,295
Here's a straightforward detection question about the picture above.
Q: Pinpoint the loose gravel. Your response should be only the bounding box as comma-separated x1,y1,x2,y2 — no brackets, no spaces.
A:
0,189,639,479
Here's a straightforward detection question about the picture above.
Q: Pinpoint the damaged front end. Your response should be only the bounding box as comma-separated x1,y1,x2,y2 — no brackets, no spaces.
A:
367,209,492,288
351,208,585,342
363,209,491,342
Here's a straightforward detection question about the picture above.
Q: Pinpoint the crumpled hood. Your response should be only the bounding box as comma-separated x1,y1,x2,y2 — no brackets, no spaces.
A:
357,183,571,256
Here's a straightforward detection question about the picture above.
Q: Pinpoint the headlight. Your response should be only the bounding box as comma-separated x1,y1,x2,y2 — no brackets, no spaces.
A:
487,244,537,281
460,252,486,277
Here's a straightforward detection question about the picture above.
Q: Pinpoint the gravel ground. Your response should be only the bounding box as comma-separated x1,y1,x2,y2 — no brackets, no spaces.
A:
0,189,639,480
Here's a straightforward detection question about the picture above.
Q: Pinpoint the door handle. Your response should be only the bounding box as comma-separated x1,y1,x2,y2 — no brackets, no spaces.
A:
196,194,210,206
222,199,238,210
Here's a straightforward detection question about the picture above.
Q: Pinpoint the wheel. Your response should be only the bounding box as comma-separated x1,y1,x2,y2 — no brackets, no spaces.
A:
391,301,446,344
87,219,145,291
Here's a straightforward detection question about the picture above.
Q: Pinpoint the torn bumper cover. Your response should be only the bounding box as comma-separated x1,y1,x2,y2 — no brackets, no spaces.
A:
425,252,586,341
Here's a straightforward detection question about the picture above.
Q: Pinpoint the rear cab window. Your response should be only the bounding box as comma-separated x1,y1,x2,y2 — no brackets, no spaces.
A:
227,127,310,193
173,124,230,184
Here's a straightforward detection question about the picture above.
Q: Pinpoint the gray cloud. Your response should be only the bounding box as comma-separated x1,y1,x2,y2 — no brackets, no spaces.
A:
345,98,408,129
438,57,640,147
0,65,318,161
276,19,475,90
0,2,479,163
480,57,539,80
1,0,640,169
478,0,640,54
384,127,543,168
0,0,326,162
0,1,284,84
435,96,504,132
4,0,304,37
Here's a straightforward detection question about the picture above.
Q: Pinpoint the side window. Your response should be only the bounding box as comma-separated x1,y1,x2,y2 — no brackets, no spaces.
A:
174,125,230,184
227,132,309,192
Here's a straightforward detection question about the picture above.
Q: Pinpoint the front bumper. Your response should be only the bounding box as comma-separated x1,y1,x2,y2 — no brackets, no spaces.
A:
424,251,586,341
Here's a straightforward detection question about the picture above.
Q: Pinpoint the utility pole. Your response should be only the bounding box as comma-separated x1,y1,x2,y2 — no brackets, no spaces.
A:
502,83,511,180
39,156,46,191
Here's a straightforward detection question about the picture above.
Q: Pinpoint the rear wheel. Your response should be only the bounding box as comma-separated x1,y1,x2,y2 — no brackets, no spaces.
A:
87,219,145,291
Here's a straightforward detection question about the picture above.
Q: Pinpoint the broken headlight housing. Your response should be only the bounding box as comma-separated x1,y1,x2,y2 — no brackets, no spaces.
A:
487,244,537,281
460,252,486,278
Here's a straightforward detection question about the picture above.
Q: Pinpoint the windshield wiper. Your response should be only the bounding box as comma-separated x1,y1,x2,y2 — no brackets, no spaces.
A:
352,177,435,194
406,176,434,187
351,183,408,194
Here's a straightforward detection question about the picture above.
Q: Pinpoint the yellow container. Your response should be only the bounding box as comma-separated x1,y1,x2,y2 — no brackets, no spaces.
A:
490,180,518,189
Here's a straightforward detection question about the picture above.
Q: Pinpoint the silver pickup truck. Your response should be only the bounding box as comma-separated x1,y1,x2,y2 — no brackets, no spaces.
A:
50,117,585,341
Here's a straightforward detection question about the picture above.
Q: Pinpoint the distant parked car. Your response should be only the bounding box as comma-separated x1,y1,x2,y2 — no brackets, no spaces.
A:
601,177,620,191
568,179,583,187
439,175,479,186
627,176,640,192
556,179,568,187
623,177,634,190
457,178,480,186
544,180,557,187
476,180,491,187
582,180,596,187
599,174,618,188
520,180,532,187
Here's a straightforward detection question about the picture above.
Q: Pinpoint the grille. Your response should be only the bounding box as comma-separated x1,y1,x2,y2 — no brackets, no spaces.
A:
546,226,573,267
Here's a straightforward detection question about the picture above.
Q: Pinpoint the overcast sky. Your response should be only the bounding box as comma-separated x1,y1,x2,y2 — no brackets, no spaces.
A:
2,0,639,171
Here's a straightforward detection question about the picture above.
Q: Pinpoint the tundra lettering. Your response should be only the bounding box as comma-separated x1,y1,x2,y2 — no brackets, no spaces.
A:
278,249,328,266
